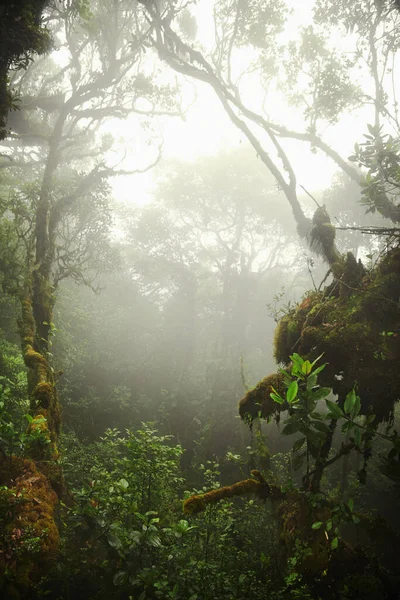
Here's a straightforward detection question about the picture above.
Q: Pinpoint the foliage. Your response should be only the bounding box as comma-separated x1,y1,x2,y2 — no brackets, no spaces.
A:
0,1,51,139
2,2,400,599
272,353,400,490
0,402,51,462
271,245,400,423
43,429,281,600
0,344,52,461
349,125,400,222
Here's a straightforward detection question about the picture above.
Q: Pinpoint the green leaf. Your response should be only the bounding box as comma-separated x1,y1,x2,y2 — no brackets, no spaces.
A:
305,428,325,447
326,520,332,531
312,364,328,377
306,373,318,390
286,381,298,403
148,533,162,547
347,498,354,512
344,390,356,415
331,537,339,549
271,392,284,404
292,437,306,452
310,353,324,367
341,421,355,434
178,519,189,531
117,478,129,491
301,360,312,375
282,422,299,436
312,521,323,530
310,387,332,402
310,411,325,420
290,353,304,367
107,533,122,549
350,395,361,419
312,421,331,435
113,571,128,586
353,427,362,448
326,400,344,419
291,453,304,471
365,414,376,426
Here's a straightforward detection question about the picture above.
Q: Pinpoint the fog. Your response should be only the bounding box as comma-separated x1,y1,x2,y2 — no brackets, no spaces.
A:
0,1,399,599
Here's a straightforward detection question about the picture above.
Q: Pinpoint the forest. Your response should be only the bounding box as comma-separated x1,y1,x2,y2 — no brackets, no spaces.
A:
0,0,400,598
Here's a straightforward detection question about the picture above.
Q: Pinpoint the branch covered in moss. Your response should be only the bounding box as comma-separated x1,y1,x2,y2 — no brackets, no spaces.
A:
183,470,282,515
239,373,286,423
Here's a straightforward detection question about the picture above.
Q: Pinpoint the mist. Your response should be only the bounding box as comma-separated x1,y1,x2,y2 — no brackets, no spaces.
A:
0,1,399,599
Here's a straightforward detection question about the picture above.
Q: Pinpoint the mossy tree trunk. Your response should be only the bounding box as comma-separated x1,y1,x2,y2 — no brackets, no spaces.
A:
1,128,68,597
0,1,183,593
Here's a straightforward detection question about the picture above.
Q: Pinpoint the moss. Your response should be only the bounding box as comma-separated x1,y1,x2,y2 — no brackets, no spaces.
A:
19,294,61,450
310,207,341,265
239,372,285,422
278,491,331,576
0,457,59,597
273,292,323,365
274,316,291,364
34,382,54,407
23,347,46,369
183,472,279,515
269,246,400,422
340,252,366,297
37,461,66,497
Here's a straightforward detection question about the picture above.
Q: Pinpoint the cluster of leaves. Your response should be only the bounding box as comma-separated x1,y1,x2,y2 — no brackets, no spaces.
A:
270,354,333,471
0,1,51,139
271,353,398,487
312,496,359,551
0,343,51,460
349,124,400,220
47,429,281,600
283,25,361,127
0,399,51,462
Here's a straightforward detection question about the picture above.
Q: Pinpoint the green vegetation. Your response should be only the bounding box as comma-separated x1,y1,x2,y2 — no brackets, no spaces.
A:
0,0,400,598
0,1,51,139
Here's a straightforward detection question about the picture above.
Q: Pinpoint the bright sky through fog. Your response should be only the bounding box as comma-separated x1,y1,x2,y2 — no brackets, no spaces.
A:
110,0,370,207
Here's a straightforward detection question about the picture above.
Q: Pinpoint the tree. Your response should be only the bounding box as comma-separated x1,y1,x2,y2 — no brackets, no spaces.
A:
0,1,51,139
135,1,400,586
138,0,400,242
0,0,181,594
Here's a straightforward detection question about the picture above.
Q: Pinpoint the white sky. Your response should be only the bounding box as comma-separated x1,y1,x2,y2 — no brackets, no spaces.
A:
109,0,376,209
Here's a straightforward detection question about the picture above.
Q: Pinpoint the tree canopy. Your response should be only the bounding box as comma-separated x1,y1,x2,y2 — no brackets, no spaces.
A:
0,1,400,599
